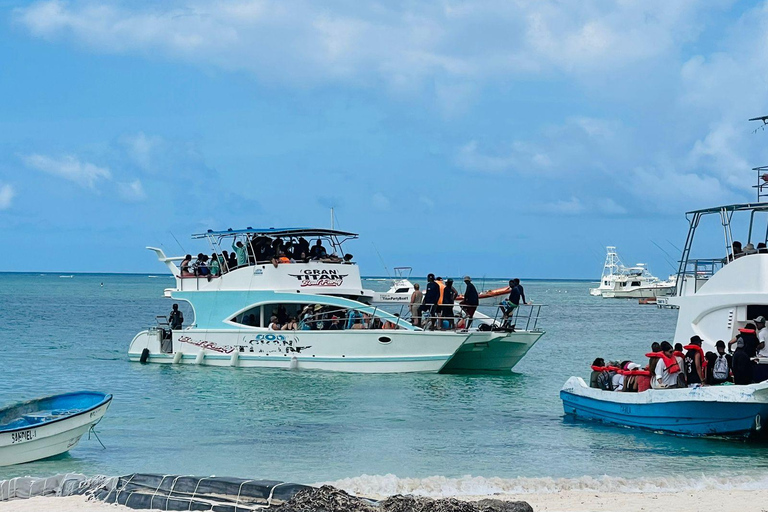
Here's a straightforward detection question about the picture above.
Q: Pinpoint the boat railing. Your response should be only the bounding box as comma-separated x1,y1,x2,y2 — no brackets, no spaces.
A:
677,258,724,295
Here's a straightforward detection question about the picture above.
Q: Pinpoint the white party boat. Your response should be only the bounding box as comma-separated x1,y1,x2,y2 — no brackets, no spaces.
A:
128,228,545,373
589,246,676,298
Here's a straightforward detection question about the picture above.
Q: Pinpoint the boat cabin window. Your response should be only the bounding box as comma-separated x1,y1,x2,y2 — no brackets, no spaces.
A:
251,302,405,331
394,287,409,293
747,305,768,320
631,281,641,286
231,306,262,327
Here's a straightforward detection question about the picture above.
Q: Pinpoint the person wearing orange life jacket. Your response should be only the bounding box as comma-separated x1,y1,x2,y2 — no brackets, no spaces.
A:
435,277,447,329
651,341,682,389
673,342,688,385
684,335,706,386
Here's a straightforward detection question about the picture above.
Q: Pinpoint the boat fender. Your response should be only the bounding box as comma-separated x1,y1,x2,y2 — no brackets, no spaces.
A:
195,351,205,365
756,414,762,432
230,350,239,367
289,356,298,370
140,348,150,364
172,351,183,364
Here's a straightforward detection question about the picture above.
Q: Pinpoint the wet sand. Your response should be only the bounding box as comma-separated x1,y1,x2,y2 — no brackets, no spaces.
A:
4,490,768,512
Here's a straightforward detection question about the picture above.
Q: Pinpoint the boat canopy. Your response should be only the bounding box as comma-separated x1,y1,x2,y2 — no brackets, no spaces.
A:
193,227,358,240
685,202,768,217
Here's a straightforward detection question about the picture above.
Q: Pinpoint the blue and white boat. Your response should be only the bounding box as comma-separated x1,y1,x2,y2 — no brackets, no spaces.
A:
128,227,545,373
0,391,112,466
560,377,768,438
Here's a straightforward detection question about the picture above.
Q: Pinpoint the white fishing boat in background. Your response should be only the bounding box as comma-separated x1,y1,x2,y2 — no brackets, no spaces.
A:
128,227,545,373
589,246,676,298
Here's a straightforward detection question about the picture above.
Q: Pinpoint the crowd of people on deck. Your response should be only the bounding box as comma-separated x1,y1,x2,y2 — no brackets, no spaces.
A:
728,240,768,261
237,304,404,331
179,236,353,277
590,316,768,391
407,275,528,331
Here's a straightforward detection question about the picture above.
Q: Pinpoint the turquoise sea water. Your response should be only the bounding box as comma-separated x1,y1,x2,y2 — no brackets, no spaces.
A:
2,273,768,493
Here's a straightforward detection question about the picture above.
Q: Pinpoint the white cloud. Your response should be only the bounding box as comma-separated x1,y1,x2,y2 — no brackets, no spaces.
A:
0,184,15,210
372,192,390,211
14,0,723,93
121,132,163,172
456,140,553,174
21,153,111,189
118,179,147,202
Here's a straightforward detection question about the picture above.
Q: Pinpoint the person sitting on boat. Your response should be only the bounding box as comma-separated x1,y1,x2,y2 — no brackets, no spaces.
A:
420,274,440,331
268,315,281,330
612,361,629,391
409,283,423,327
210,252,221,276
460,276,479,329
684,336,706,387
343,253,354,264
227,252,238,272
709,340,732,385
651,341,683,389
758,242,768,254
272,251,292,267
169,303,184,330
744,242,757,255
729,323,759,384
647,342,661,377
673,343,687,383
589,358,606,388
180,254,193,277
194,253,210,277
282,317,298,330
309,239,328,260
321,253,343,263
727,241,744,262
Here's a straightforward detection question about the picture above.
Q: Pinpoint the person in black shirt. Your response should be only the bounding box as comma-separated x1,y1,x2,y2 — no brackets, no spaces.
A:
309,240,328,260
730,323,759,384
441,278,458,330
420,273,440,331
460,276,479,329
169,303,184,330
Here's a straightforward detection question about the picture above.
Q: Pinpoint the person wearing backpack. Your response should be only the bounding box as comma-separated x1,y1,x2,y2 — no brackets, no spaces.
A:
711,340,733,385
590,358,606,388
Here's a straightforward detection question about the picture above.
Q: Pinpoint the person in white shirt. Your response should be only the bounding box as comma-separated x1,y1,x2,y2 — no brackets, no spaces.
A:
653,341,682,389
755,316,768,358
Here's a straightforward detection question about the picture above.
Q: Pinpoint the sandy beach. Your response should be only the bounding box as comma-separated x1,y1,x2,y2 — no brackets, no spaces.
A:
4,490,768,512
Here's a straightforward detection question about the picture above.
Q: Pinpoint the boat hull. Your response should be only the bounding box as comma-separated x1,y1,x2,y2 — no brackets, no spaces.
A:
440,330,544,373
129,328,469,373
560,377,768,438
0,393,112,467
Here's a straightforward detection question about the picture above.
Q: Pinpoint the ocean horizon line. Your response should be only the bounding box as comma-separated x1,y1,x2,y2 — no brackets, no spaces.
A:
0,271,596,282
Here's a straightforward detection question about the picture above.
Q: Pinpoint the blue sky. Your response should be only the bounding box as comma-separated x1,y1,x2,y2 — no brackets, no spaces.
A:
2,0,768,278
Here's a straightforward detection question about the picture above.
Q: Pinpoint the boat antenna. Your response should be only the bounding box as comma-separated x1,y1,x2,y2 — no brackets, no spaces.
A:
331,207,334,229
651,240,677,272
168,231,185,253
371,243,391,278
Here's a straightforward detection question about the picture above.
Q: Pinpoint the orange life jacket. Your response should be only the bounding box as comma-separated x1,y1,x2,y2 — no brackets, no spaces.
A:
278,256,291,263
645,352,680,374
436,280,446,305
684,344,706,369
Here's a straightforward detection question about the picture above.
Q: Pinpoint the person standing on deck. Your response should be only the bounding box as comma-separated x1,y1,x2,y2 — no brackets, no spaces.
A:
729,323,759,384
460,276,479,329
232,240,248,268
420,274,440,331
409,283,423,327
684,335,705,386
441,278,458,330
169,304,184,330
653,341,682,389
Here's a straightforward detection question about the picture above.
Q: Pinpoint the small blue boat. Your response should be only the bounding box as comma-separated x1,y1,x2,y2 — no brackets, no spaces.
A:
0,391,112,466
560,377,768,438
